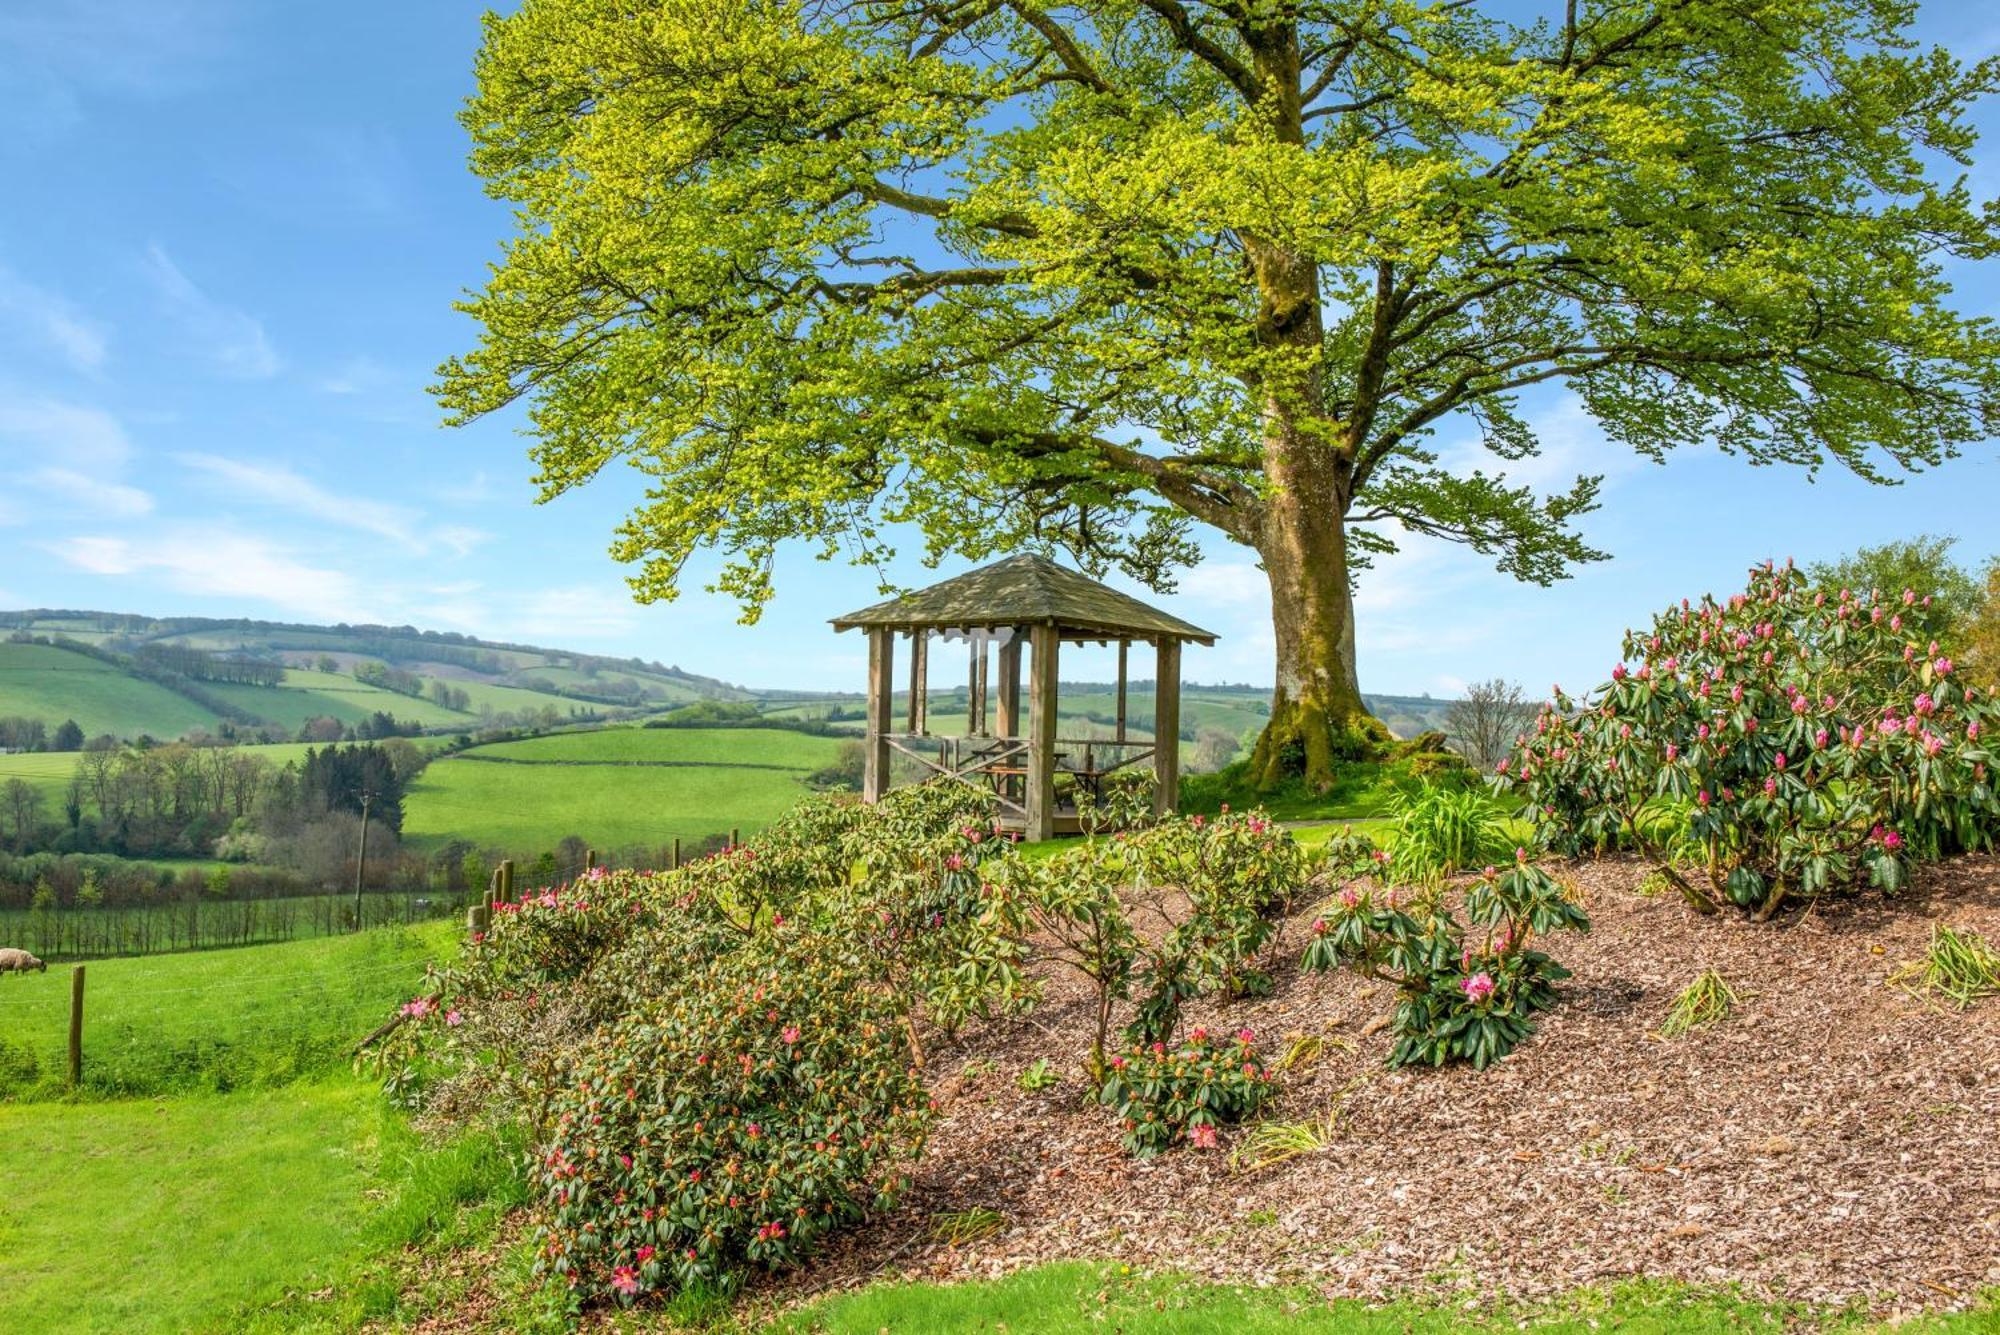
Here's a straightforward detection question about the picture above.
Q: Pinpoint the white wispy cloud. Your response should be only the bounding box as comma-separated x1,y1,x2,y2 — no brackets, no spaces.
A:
142,243,281,379
0,2,233,96
0,265,107,371
31,467,153,517
175,451,422,550
0,395,133,470
53,529,376,622
315,354,398,397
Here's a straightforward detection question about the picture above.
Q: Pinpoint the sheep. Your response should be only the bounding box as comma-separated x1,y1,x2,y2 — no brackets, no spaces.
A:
0,948,47,974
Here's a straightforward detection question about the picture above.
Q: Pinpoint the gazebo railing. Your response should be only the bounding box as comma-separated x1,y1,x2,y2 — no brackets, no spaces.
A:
879,732,1160,817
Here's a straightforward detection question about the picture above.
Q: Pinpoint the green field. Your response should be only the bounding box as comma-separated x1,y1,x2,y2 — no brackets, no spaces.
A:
0,642,221,739
401,725,844,853
202,667,476,729
0,738,427,806
0,1081,397,1334
0,920,452,1099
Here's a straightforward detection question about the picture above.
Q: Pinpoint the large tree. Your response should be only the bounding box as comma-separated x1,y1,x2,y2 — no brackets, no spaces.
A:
438,0,1999,789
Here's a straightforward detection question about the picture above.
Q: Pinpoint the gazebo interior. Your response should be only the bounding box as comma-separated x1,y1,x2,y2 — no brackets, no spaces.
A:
830,554,1216,839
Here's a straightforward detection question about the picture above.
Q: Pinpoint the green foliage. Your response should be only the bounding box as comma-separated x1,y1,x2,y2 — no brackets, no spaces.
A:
1806,537,1985,645
536,929,930,1308
440,0,1999,779
1385,787,1509,887
1658,970,1738,1038
1015,1058,1058,1092
989,810,1310,1078
1097,1028,1277,1159
1499,562,2000,917
1302,858,1589,1070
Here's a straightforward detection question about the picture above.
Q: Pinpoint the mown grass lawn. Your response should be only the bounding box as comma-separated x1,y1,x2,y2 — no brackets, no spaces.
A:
0,1080,387,1334
0,920,453,1099
773,1262,1998,1335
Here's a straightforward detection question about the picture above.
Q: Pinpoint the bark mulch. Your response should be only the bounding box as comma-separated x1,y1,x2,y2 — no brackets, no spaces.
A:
772,854,2000,1315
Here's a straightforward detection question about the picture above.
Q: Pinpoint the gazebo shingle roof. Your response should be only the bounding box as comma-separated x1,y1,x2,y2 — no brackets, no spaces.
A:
830,553,1216,644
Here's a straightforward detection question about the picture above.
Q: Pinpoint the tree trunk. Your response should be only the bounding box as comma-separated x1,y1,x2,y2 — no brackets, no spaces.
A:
1236,217,1378,793
1246,470,1374,792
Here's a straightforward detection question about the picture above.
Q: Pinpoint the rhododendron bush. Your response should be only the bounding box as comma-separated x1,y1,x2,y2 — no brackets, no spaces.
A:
1097,1027,1275,1158
1499,562,2000,917
988,809,1311,1081
538,929,929,1305
1301,855,1589,1069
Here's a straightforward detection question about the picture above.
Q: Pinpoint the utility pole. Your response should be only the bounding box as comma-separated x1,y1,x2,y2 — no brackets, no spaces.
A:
353,791,372,931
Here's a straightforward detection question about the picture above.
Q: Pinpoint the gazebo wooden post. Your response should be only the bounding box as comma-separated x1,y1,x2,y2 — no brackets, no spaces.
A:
996,631,1022,737
864,627,894,802
1114,640,1129,743
969,633,989,736
907,630,927,733
1152,636,1181,818
1026,623,1060,840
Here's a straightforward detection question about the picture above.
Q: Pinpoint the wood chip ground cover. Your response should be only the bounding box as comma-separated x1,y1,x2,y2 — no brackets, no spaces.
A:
787,854,2000,1314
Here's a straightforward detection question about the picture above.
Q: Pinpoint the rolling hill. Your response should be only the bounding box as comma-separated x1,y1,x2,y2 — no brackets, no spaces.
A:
0,609,751,744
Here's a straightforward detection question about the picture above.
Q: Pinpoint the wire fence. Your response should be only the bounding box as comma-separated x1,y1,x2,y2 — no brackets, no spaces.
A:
0,850,693,1101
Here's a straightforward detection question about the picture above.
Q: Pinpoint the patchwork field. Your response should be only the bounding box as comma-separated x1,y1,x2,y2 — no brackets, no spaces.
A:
0,641,221,739
400,725,845,853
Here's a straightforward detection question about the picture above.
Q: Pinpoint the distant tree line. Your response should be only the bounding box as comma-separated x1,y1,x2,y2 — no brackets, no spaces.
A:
134,643,284,686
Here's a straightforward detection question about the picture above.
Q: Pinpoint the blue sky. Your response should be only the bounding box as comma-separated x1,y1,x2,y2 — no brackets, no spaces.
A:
1,1,1996,696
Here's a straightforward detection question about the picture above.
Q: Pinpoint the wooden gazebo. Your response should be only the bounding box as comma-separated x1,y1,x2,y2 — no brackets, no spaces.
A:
830,554,1216,839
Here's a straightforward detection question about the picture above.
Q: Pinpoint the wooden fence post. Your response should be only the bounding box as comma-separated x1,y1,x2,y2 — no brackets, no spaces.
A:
467,903,490,939
488,867,502,911
68,965,85,1088
585,849,598,871
731,827,740,850
499,859,515,905
671,837,681,870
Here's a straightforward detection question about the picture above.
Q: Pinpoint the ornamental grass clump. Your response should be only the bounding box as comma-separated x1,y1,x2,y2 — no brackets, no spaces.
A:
1658,969,1738,1038
1302,854,1589,1069
1498,560,2000,919
1891,923,2000,1008
1097,1027,1276,1158
1385,786,1509,886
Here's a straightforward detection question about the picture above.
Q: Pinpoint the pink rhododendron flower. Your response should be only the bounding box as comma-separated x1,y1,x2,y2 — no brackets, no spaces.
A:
1882,829,1904,851
401,997,436,1020
1762,776,1778,797
1338,887,1361,909
1238,1028,1256,1043
1664,743,1679,761
781,1026,800,1044
1814,728,1829,750
445,1008,463,1027
1730,683,1744,704
1971,722,1983,741
1189,1123,1219,1149
1923,732,1944,757
610,1267,640,1297
1461,972,1497,1004
1936,657,1955,676
1611,663,1628,681
1914,693,1936,717
636,1245,656,1263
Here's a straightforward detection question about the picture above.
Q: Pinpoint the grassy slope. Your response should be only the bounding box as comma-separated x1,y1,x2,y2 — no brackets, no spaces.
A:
205,668,475,729
0,739,425,807
774,1262,1995,1335
401,726,843,853
0,920,452,1099
0,1081,391,1335
0,641,220,739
